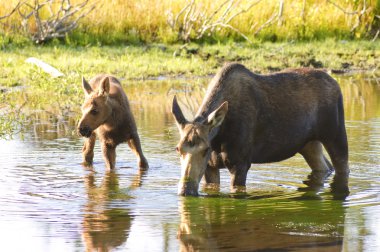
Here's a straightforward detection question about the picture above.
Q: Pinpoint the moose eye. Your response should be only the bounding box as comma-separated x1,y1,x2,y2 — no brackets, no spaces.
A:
90,109,98,115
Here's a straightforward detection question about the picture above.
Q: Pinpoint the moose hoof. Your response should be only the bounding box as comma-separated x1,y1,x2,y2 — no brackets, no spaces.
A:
139,158,149,171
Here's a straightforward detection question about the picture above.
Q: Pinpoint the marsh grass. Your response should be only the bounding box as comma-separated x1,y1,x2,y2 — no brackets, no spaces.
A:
0,40,379,138
0,40,379,107
1,0,379,44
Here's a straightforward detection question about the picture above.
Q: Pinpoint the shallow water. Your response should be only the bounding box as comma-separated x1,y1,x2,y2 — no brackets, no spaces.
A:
0,73,379,251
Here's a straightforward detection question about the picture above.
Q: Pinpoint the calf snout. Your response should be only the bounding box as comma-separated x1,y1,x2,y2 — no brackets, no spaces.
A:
78,125,92,137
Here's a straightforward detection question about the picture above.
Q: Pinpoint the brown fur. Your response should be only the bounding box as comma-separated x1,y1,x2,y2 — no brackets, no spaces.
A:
173,63,349,196
78,74,148,170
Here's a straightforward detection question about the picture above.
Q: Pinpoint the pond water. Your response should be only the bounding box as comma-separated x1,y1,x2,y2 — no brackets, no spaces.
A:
0,73,379,251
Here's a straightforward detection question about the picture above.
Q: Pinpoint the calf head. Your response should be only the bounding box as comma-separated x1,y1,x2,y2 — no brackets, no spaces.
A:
172,96,228,196
78,77,112,137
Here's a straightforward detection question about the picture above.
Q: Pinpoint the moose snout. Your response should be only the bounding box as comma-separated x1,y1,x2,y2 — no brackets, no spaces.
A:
178,180,199,196
78,125,92,137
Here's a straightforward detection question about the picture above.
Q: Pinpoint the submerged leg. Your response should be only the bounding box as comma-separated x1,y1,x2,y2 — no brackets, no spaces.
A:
228,163,250,193
127,133,149,170
101,141,116,170
323,131,350,194
204,151,223,184
204,166,220,184
299,141,333,189
82,133,96,166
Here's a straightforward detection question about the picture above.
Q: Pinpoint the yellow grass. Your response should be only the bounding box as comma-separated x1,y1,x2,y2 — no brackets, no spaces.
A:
1,0,378,42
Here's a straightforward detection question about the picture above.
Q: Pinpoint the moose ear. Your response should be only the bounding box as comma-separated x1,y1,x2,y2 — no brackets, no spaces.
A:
207,101,228,129
82,77,92,95
98,77,110,96
172,95,187,129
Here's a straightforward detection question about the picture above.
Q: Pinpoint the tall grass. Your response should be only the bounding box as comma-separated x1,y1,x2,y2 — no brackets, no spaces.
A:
1,0,379,44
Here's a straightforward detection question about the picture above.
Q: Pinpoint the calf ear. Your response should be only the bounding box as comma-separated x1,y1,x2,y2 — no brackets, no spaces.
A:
99,77,110,96
172,96,187,129
82,77,92,95
207,101,228,129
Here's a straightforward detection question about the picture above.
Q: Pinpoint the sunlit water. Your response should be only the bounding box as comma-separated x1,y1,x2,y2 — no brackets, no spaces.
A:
0,73,379,251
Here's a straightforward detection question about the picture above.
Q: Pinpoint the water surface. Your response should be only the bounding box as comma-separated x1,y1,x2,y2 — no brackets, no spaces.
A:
0,73,379,251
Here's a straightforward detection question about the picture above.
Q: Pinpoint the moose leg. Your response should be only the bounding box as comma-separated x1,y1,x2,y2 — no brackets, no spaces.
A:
299,141,333,189
101,142,116,170
204,151,222,184
127,133,149,170
204,166,220,184
323,132,350,194
228,163,250,193
82,133,96,166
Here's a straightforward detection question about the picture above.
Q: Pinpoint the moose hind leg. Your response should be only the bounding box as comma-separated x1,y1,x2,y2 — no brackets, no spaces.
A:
299,141,333,189
127,133,149,170
82,133,96,166
323,130,350,194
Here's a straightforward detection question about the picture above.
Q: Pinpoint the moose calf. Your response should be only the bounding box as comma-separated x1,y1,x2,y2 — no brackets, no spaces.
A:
78,75,148,170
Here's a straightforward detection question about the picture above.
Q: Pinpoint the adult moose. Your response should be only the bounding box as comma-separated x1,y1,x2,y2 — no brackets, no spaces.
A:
172,63,349,196
78,75,148,170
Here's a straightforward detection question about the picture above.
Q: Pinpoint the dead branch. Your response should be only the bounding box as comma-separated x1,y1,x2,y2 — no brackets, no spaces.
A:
167,0,262,43
253,0,283,36
17,0,96,43
0,1,25,21
327,0,370,34
327,0,358,15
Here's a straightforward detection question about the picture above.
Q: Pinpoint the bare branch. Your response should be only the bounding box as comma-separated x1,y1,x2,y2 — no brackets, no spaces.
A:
167,0,260,43
17,0,97,43
224,0,263,24
0,1,25,20
327,0,358,15
372,29,379,42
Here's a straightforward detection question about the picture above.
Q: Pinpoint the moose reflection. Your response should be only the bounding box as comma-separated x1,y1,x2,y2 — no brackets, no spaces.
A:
177,191,345,251
82,170,145,251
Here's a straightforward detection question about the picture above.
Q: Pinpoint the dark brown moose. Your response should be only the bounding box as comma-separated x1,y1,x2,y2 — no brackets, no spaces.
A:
78,74,148,170
172,63,349,196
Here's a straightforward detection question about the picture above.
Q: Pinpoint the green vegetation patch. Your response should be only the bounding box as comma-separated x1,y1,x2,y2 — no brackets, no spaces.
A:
0,40,379,138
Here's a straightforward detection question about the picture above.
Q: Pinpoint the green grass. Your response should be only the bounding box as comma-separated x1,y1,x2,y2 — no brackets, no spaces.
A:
0,40,379,138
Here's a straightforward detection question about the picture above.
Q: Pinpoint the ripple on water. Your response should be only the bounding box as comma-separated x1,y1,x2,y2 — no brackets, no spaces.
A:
1,76,380,251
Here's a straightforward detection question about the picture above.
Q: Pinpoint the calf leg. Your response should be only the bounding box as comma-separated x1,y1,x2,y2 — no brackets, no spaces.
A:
101,141,116,170
127,133,149,170
299,141,333,189
82,133,96,166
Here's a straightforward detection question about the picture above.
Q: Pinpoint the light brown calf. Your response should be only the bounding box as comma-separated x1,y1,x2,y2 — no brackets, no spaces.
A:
78,75,148,170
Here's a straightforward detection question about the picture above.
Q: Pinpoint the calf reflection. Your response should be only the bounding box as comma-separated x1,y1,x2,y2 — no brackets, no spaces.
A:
177,191,345,251
82,170,144,251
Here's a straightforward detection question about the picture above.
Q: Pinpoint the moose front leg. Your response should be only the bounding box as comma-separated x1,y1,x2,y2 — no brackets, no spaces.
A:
229,163,250,193
127,133,149,170
204,151,223,184
101,142,116,170
82,133,96,167
204,166,220,184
